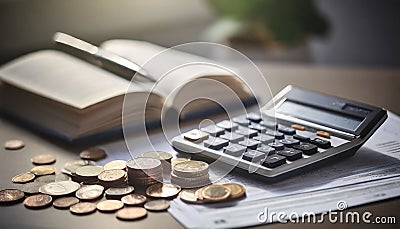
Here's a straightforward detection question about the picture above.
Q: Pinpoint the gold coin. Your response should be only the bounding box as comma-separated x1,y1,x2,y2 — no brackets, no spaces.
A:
30,165,57,176
179,189,203,204
144,199,170,211
103,160,127,170
171,158,190,168
70,202,97,215
4,139,25,150
116,207,147,221
12,172,35,183
97,200,124,212
223,183,246,199
145,183,181,198
141,151,173,161
23,194,52,208
201,184,230,202
31,154,56,165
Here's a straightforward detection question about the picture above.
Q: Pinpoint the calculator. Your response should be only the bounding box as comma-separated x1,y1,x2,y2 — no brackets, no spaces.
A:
171,85,387,181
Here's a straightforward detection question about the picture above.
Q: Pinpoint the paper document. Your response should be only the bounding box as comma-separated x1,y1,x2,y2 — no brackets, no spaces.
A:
169,111,400,228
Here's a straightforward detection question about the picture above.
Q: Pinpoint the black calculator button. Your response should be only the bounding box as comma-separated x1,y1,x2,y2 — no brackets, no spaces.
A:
278,126,296,135
243,150,265,162
249,123,267,132
263,155,286,168
293,134,310,142
265,131,284,140
253,135,275,144
216,120,238,131
257,145,276,155
219,132,244,143
310,138,331,149
277,148,303,161
260,120,278,130
235,126,258,138
204,137,229,150
246,112,262,123
232,116,250,126
224,143,246,156
239,139,261,150
279,139,300,147
293,142,318,155
267,142,285,150
201,125,225,137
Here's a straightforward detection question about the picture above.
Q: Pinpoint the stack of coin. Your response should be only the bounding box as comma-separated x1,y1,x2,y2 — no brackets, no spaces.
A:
74,165,104,184
140,151,172,176
98,169,127,188
127,158,163,189
170,160,210,188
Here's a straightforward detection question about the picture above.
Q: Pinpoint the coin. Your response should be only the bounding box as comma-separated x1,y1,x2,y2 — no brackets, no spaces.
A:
39,181,80,196
144,199,170,211
121,194,147,206
12,172,35,183
75,185,104,200
179,189,202,204
0,189,25,204
63,160,96,175
171,158,190,168
31,154,56,165
116,207,147,221
4,139,25,150
23,194,52,208
105,186,134,199
127,158,161,171
75,165,103,178
104,160,127,170
31,165,57,176
17,181,46,194
173,161,209,178
141,151,173,161
201,184,230,202
53,197,79,209
195,187,205,201
223,183,246,199
80,148,107,161
96,200,124,212
35,174,71,183
98,169,126,182
70,202,97,215
146,183,181,198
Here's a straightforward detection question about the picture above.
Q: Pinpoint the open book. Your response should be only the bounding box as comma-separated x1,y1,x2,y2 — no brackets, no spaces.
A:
0,40,253,141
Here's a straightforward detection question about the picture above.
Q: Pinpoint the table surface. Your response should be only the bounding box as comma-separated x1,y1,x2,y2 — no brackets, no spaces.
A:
0,63,399,228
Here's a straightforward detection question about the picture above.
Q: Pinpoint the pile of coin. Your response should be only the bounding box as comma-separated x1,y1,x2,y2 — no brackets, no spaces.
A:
171,160,210,188
127,158,163,188
140,151,173,175
179,183,246,204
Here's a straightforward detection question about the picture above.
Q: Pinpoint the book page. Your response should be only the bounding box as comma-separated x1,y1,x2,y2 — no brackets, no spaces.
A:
0,50,136,109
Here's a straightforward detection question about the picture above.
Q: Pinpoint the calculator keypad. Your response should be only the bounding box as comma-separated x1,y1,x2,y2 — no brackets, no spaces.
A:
178,113,341,173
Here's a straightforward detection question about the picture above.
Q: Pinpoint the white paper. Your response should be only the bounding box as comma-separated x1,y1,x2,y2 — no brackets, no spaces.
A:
169,111,400,228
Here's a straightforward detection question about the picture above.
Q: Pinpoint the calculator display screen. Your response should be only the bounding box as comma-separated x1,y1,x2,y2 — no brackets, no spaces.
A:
277,101,362,132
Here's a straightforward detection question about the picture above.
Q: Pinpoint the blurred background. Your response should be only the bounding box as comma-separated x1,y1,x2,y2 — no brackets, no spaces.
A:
0,0,400,68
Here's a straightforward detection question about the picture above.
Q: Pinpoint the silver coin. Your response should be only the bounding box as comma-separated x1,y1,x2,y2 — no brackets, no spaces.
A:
39,181,80,196
105,186,134,197
144,199,170,211
75,185,104,200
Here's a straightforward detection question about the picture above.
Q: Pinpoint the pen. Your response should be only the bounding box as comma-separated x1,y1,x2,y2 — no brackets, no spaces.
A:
53,32,155,83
